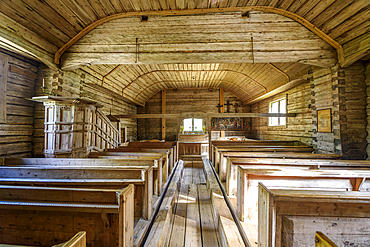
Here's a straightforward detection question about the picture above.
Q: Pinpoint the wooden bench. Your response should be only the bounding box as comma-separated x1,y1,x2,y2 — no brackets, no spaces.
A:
210,140,302,164
225,154,343,196
126,141,177,165
0,164,153,220
91,150,172,183
0,185,134,247
3,157,164,196
215,146,314,181
0,231,86,247
237,165,370,223
259,183,370,247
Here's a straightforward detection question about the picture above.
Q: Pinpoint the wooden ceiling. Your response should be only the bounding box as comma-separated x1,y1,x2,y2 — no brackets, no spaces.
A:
0,0,369,105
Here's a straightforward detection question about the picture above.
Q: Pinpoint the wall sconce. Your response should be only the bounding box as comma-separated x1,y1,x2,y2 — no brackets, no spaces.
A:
41,78,57,96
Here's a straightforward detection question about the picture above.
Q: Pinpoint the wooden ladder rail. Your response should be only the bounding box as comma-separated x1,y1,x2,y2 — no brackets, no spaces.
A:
206,159,252,247
138,160,183,247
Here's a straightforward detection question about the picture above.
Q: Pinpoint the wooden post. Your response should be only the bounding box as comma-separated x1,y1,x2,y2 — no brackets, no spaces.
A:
220,88,225,137
162,90,166,140
0,56,8,123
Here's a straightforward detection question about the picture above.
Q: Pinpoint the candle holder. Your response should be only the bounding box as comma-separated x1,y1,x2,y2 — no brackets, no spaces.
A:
41,78,57,96
41,86,57,96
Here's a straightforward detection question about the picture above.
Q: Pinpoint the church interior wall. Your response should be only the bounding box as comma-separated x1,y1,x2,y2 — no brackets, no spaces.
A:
137,88,251,141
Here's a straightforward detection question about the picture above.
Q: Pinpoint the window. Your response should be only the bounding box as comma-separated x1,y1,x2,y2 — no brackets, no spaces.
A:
269,98,286,126
183,118,204,132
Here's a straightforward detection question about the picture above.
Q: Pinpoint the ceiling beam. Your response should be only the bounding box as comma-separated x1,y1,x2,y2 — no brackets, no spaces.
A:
113,112,296,119
54,6,343,67
244,79,308,105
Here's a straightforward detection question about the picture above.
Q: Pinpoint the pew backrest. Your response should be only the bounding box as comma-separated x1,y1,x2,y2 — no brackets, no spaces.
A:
258,183,370,247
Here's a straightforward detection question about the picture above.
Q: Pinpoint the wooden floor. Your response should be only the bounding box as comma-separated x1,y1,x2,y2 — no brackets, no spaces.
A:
168,162,220,247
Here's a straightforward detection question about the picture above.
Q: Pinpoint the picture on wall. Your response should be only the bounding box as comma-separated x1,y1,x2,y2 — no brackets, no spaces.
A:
317,108,331,133
211,117,251,131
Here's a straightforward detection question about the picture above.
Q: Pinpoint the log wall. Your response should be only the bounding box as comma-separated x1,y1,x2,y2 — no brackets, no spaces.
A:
252,62,368,158
33,66,137,156
338,62,367,159
137,88,250,141
251,76,313,145
0,48,38,158
365,62,370,159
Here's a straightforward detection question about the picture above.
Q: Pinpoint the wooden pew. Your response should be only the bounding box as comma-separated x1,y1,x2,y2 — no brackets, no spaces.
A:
91,150,172,183
215,146,314,181
0,164,153,220
3,157,164,196
0,231,86,247
237,165,370,223
0,185,134,247
225,154,342,196
126,141,177,165
259,184,370,247
211,140,302,164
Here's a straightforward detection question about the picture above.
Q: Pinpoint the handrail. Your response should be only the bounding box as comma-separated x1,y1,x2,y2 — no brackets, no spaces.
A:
95,109,119,148
207,159,252,247
139,160,182,247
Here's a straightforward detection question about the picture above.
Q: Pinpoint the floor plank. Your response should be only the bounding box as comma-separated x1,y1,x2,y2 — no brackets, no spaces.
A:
198,184,220,247
185,183,202,247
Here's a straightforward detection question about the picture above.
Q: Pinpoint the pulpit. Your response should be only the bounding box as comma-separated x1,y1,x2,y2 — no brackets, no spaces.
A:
32,96,119,158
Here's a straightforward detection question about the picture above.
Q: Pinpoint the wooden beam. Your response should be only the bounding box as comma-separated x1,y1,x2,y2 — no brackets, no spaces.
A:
220,88,225,137
54,6,343,67
113,112,296,119
102,64,121,86
162,89,166,140
0,27,57,71
0,55,7,123
244,79,308,105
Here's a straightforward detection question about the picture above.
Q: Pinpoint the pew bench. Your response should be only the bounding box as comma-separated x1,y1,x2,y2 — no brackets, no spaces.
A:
90,151,171,183
0,165,153,220
237,165,370,223
259,183,370,247
225,155,357,196
0,231,86,247
211,140,303,164
2,157,164,196
215,146,314,181
0,185,134,247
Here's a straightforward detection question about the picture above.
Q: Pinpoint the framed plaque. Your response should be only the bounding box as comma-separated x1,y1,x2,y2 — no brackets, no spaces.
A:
317,109,331,133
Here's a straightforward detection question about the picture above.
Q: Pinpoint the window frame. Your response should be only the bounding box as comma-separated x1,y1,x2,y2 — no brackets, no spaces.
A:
268,97,287,127
183,118,204,133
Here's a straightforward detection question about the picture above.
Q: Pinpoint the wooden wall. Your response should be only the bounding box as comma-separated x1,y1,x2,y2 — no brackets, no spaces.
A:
338,62,367,159
33,65,137,157
0,48,38,158
252,62,368,159
367,62,370,159
137,88,250,141
251,77,313,146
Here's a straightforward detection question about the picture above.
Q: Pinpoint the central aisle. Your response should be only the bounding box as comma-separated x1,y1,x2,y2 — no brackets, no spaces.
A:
168,162,220,247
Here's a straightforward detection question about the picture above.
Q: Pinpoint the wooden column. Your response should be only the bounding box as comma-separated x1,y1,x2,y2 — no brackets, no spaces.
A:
0,56,8,123
220,88,225,137
162,89,166,140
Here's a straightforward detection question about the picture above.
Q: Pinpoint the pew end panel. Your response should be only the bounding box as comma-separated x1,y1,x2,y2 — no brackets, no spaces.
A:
259,184,370,247
0,185,135,247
